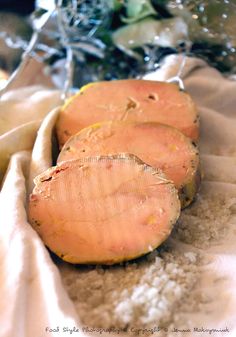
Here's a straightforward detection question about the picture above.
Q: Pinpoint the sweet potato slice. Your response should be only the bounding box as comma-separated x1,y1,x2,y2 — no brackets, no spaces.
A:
58,121,200,208
28,154,180,265
56,79,199,148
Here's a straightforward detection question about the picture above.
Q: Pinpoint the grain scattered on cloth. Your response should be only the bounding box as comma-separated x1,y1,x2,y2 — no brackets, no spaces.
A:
58,57,236,336
1,56,236,337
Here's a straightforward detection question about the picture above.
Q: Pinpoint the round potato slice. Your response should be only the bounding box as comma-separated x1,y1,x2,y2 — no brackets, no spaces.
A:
58,121,200,208
56,79,199,148
28,154,180,265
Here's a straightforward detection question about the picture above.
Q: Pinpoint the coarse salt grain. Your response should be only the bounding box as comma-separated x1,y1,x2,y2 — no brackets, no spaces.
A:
59,188,236,334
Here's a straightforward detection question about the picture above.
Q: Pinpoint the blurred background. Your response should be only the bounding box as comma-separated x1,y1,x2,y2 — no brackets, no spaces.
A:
0,0,34,72
0,0,236,90
0,0,35,14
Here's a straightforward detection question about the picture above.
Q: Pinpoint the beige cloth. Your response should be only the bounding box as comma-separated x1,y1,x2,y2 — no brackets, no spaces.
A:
0,56,236,337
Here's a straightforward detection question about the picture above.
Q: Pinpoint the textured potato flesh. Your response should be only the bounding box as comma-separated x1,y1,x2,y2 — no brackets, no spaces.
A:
58,121,199,193
29,156,180,264
56,80,198,147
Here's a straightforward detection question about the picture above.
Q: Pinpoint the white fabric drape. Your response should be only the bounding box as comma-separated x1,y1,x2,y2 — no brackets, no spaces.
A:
1,56,236,337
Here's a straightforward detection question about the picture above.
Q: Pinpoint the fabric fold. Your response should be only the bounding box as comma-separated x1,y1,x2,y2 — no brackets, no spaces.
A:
0,152,79,337
1,56,236,337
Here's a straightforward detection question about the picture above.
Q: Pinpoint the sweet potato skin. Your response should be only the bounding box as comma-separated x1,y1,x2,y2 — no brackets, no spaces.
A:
56,79,199,148
28,154,180,265
58,121,200,208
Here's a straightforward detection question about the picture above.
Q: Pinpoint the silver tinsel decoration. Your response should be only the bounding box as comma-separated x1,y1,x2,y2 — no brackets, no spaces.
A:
0,0,236,98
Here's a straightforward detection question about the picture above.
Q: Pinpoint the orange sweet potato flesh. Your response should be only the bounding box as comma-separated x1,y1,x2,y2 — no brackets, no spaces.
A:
28,154,180,265
56,80,199,148
58,121,200,208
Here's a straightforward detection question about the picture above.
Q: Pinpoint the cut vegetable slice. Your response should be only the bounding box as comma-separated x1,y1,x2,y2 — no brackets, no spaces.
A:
58,121,200,208
28,154,180,265
56,79,199,148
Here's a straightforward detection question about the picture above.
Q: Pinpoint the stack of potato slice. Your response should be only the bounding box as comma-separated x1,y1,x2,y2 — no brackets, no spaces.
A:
28,80,200,265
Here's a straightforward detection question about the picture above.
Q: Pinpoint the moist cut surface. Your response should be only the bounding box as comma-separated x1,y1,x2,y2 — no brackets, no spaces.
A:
28,155,180,264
